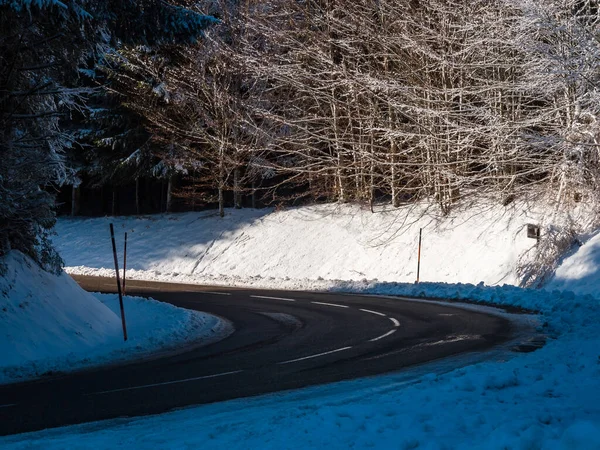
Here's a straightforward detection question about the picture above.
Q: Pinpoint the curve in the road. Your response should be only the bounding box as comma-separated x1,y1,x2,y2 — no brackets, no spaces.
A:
0,276,515,436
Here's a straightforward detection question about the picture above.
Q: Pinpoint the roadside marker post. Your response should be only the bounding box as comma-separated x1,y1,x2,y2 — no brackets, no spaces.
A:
123,232,128,296
110,223,128,342
416,228,422,284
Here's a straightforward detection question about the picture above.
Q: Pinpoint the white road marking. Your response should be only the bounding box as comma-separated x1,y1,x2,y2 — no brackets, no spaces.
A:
202,291,231,296
360,308,386,317
369,329,397,342
251,295,295,302
89,370,243,395
389,317,400,327
421,335,479,347
278,346,352,365
366,335,480,360
0,404,16,408
312,301,349,309
362,348,406,361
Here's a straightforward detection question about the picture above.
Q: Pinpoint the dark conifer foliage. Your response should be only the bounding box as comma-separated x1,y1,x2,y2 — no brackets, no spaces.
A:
0,0,215,270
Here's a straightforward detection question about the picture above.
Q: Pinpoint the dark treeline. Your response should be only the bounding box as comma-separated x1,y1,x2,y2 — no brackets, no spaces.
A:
0,0,215,269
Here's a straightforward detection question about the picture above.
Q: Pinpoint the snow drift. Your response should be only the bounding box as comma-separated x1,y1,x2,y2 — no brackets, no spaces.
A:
547,228,600,296
0,251,230,384
54,202,549,289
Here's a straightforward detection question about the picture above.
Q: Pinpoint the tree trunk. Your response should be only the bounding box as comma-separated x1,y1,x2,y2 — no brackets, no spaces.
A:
391,140,400,208
370,162,375,214
191,171,196,212
111,189,116,216
218,165,225,218
251,179,257,209
218,146,225,217
234,167,242,209
159,180,165,213
166,175,173,213
218,184,224,217
71,184,80,217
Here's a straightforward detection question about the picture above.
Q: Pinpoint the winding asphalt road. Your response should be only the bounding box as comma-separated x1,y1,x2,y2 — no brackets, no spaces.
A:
0,276,513,436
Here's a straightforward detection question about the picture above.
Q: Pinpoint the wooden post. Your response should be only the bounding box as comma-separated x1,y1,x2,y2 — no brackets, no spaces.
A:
110,224,128,341
100,185,104,215
122,232,128,296
416,228,422,284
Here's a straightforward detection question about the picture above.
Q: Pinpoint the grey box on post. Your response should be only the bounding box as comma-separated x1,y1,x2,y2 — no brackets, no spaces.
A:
527,224,540,240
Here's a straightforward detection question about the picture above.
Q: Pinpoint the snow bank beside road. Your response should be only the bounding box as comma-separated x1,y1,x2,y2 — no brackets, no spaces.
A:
547,228,600,297
54,202,544,289
0,251,231,385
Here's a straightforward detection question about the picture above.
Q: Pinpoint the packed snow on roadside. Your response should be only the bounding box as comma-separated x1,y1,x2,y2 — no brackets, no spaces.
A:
53,201,553,290
0,251,232,385
546,228,600,297
0,202,589,448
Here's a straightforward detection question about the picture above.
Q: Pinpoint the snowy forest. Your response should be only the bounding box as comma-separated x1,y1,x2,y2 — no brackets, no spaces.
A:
3,0,600,271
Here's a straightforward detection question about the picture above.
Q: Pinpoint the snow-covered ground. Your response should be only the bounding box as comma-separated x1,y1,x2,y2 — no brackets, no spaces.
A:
0,251,232,385
3,202,599,448
54,202,546,289
2,281,598,449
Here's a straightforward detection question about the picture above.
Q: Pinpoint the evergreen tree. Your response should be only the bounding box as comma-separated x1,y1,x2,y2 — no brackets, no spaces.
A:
0,0,215,270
